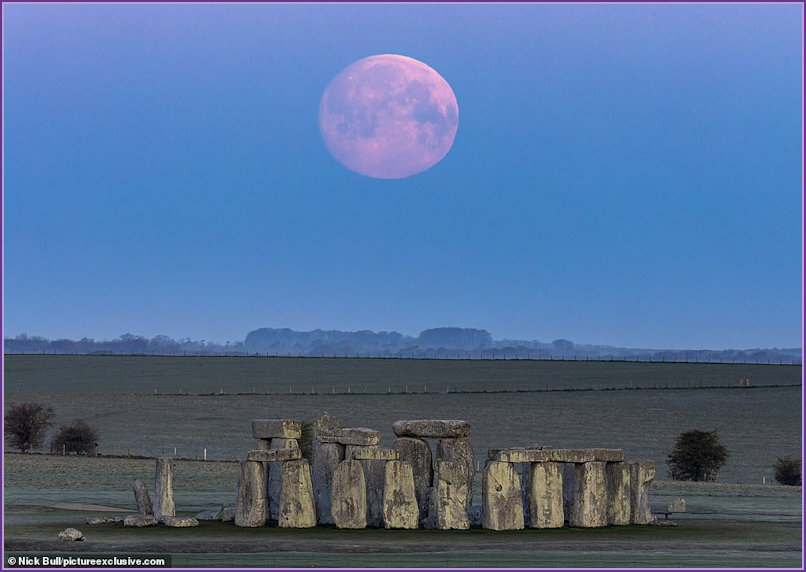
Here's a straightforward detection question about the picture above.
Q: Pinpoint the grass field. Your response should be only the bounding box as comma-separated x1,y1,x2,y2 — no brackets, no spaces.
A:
2,355,801,483
3,454,802,568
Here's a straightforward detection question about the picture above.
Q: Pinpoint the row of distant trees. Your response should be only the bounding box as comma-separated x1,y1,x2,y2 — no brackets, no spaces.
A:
4,332,801,363
4,402,99,455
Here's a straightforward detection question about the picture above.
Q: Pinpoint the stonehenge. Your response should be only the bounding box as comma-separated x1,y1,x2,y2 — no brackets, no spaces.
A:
225,417,657,531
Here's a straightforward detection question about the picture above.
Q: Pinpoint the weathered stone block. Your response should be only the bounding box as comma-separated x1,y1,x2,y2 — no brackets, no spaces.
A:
278,459,317,528
85,516,123,525
430,461,470,530
392,419,470,438
235,460,267,527
252,419,303,439
245,448,302,463
548,449,625,463
605,461,631,525
317,427,382,446
153,458,175,520
667,497,686,513
568,462,607,528
630,460,655,524
482,461,524,530
347,446,400,461
161,516,199,528
58,528,84,541
124,514,158,527
331,460,367,529
528,462,564,529
132,479,153,517
394,436,433,524
267,438,299,521
382,461,418,529
312,441,345,525
490,448,552,463
364,458,386,528
437,437,475,503
220,505,235,522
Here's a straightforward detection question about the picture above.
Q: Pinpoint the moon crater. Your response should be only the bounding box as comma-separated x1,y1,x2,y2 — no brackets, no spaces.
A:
319,54,459,179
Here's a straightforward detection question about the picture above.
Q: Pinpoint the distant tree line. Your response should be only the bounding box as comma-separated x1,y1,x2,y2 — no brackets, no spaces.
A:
3,328,801,364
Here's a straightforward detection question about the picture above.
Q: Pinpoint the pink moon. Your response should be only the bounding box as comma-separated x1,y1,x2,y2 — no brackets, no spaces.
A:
319,54,459,179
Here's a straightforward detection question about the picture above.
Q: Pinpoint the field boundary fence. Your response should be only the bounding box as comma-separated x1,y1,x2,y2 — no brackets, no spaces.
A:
3,351,802,365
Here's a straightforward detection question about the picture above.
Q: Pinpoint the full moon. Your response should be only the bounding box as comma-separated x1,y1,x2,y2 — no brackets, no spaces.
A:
319,54,459,179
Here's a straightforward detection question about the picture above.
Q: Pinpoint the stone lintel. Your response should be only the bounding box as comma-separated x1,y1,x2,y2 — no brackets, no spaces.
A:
392,419,470,438
251,419,303,439
548,449,625,463
490,447,553,463
316,427,381,446
245,448,302,462
348,446,400,461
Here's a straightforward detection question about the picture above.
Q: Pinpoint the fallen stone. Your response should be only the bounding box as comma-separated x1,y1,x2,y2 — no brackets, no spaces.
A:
394,436,433,524
430,461,470,530
58,528,84,541
278,459,317,528
548,449,625,463
252,419,303,440
234,460,267,527
605,461,631,526
266,438,300,520
161,516,199,527
317,427,381,446
124,514,158,527
132,479,154,517
528,462,564,529
219,505,235,522
85,516,124,525
347,446,400,461
630,460,656,525
568,462,607,528
153,458,175,520
246,447,302,462
490,448,552,463
482,461,524,530
193,509,222,521
382,460,418,529
312,441,345,525
331,460,367,529
392,419,470,438
437,437,475,504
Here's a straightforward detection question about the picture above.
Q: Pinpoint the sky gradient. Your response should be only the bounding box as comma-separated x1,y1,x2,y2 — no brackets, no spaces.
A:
3,3,803,349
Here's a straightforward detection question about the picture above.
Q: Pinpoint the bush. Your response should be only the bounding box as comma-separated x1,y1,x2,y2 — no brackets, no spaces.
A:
4,402,55,452
52,420,99,455
773,456,801,486
667,429,728,482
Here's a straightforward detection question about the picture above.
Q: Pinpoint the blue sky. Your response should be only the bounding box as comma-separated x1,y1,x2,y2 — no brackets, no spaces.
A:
3,3,802,349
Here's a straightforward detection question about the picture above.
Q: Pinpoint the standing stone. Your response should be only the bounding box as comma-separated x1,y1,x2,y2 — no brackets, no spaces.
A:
278,459,317,528
153,458,175,520
482,461,524,530
528,462,564,529
437,437,474,506
268,438,299,520
382,461,418,529
394,436,433,524
430,461,470,530
312,441,345,525
235,460,267,527
605,461,631,525
568,462,607,528
132,479,154,517
630,460,656,524
331,460,367,529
